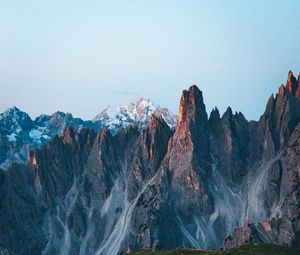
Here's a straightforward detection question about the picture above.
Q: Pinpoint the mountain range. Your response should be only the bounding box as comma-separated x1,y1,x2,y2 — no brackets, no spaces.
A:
0,98,176,170
1,71,300,255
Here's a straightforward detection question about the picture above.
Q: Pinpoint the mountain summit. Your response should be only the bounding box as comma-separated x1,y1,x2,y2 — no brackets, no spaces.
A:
93,97,177,133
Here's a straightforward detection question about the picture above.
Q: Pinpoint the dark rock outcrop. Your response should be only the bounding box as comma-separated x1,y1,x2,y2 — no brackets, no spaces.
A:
224,221,272,249
210,107,249,186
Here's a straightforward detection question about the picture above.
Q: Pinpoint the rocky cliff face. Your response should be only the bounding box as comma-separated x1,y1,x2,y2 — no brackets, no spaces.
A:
225,118,300,249
1,71,300,254
0,116,173,255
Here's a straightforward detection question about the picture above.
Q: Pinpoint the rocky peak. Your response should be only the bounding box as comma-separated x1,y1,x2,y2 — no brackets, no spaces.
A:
167,85,211,191
136,97,154,120
210,105,249,186
273,72,300,100
1,106,21,116
177,85,206,127
35,111,69,123
279,71,300,99
221,108,247,126
53,111,68,118
93,97,177,133
250,71,300,165
176,85,208,140
0,106,33,131
278,84,287,98
35,111,98,137
209,107,220,120
209,107,220,133
222,106,233,119
286,70,298,96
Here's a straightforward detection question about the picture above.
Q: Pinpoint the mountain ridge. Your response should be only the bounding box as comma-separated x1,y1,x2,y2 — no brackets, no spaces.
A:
0,97,175,170
0,70,300,254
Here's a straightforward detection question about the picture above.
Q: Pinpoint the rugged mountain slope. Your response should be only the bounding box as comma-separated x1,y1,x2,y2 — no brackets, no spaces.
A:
0,116,172,255
1,71,300,254
223,72,300,249
224,120,300,249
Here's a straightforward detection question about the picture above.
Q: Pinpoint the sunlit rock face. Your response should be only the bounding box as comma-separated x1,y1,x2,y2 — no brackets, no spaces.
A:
169,85,210,188
1,72,300,254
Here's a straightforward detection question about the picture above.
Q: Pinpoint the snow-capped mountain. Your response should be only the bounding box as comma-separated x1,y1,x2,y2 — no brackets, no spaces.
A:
0,98,176,169
0,107,100,169
0,106,34,134
93,97,177,133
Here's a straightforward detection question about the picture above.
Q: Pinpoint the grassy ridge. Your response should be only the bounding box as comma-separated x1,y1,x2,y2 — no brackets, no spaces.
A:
128,244,300,255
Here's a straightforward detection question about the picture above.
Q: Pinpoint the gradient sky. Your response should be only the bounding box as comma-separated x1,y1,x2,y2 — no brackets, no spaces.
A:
0,1,300,121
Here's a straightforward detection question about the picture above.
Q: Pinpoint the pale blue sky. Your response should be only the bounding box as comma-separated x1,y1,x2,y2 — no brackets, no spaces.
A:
0,1,299,120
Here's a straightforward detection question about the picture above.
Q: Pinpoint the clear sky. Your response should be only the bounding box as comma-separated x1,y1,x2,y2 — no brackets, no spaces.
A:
0,1,299,121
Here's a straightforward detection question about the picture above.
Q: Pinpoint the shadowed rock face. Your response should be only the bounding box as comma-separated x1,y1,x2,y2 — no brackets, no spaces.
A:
1,71,300,254
0,116,173,255
209,107,249,186
225,120,300,249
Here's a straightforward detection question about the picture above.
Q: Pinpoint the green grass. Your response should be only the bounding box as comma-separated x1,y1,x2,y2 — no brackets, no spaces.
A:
128,244,300,255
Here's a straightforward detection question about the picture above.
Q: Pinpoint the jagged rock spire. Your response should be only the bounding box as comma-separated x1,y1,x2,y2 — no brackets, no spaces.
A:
167,84,211,191
286,70,298,96
209,107,220,133
279,70,300,99
175,85,209,148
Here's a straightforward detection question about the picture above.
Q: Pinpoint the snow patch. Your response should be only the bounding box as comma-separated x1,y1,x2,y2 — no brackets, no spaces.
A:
7,133,17,142
29,129,43,139
29,126,49,141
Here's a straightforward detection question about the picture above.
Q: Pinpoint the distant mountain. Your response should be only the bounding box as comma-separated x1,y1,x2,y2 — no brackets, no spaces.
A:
0,98,176,169
0,107,100,169
1,71,300,255
93,97,177,133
